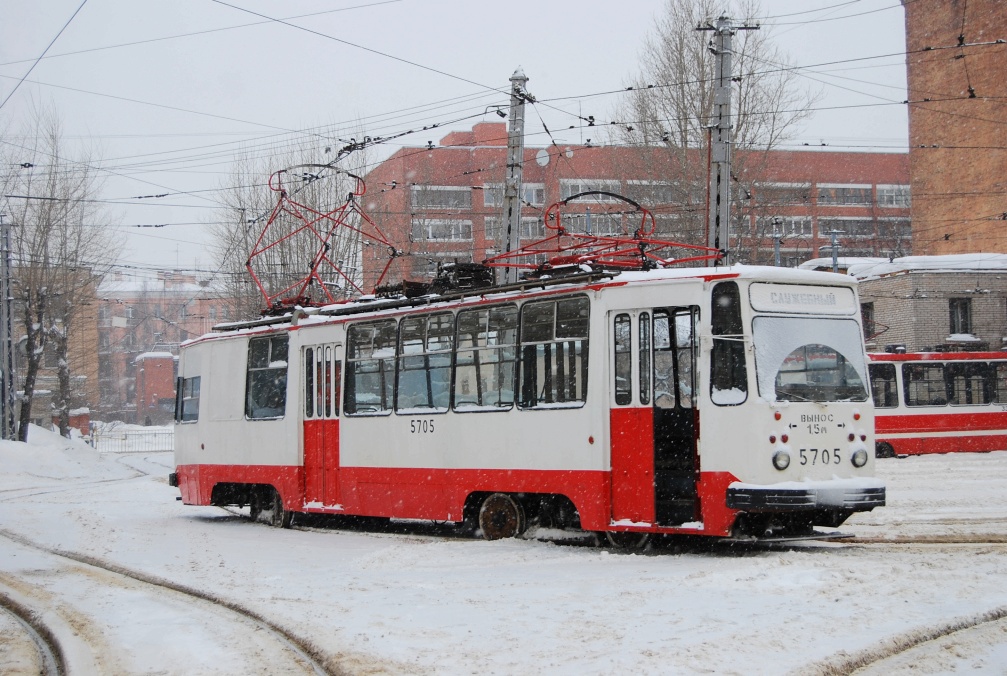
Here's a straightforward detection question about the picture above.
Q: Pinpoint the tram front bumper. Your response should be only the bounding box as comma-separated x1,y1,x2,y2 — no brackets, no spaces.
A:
726,478,885,513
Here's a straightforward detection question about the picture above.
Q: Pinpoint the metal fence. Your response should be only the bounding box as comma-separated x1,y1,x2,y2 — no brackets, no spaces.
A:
92,427,174,453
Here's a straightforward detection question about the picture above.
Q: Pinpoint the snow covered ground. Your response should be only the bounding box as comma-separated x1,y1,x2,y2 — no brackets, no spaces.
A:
1,426,1006,674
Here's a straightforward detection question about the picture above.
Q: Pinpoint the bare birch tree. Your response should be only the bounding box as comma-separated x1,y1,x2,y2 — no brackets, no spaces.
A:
2,104,120,439
613,0,820,259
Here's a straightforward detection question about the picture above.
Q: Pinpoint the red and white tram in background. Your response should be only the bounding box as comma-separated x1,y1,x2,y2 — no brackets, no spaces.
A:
869,351,1007,457
170,266,884,541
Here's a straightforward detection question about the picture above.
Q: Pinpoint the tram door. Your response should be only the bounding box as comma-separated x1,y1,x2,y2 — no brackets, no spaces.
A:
610,308,699,526
303,343,342,506
652,308,699,525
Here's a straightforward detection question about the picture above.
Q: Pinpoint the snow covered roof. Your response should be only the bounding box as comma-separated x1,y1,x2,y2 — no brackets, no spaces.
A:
97,271,223,298
134,351,176,363
801,254,1007,280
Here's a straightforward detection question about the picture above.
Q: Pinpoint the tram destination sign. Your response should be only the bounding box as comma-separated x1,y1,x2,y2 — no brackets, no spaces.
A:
749,283,857,315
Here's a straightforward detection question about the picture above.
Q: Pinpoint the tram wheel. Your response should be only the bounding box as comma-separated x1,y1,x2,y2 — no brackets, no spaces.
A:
478,493,526,540
605,531,650,550
259,487,292,528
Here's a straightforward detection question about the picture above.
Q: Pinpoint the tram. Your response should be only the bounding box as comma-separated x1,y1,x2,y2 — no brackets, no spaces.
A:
869,351,1007,457
170,265,884,541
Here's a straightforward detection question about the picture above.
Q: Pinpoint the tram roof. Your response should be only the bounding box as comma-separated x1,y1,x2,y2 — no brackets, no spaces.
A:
193,264,856,340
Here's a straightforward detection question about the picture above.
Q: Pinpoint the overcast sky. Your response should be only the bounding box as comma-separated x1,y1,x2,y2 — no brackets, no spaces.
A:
0,0,909,279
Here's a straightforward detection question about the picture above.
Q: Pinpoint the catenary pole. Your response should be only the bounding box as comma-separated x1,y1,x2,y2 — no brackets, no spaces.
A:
502,68,531,285
0,213,14,439
699,17,757,267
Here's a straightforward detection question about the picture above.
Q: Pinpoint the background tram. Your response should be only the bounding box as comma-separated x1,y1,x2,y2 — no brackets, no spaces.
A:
171,266,884,541
869,351,1007,457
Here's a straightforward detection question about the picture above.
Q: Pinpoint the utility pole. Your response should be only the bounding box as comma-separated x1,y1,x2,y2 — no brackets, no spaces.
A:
699,17,757,267
772,218,783,267
503,68,533,285
829,229,843,273
0,213,14,440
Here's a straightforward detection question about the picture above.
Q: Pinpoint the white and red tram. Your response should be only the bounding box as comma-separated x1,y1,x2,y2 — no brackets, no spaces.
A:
869,351,1007,456
171,266,884,540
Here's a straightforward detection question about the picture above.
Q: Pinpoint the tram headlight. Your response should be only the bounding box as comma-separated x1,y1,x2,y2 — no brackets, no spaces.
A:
772,450,791,471
851,448,868,468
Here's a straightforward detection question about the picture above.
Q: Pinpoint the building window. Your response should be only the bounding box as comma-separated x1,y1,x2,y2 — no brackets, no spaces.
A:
485,216,545,241
861,302,875,339
624,181,679,205
755,182,812,206
411,219,473,241
652,214,701,241
757,216,812,238
245,334,288,419
877,184,910,208
877,218,911,241
483,183,545,208
560,179,621,202
949,298,972,335
818,218,876,238
410,186,472,210
562,212,622,235
817,184,872,206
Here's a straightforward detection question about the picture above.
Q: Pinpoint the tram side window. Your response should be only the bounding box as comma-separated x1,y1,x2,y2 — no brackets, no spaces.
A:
710,281,748,405
519,296,590,408
345,320,396,415
868,363,898,408
994,363,1007,403
947,361,992,406
397,312,453,413
175,375,200,422
614,314,632,405
454,305,517,411
245,335,288,419
903,363,947,406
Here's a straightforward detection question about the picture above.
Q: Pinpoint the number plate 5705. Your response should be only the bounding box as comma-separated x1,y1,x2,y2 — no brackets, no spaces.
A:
799,448,840,465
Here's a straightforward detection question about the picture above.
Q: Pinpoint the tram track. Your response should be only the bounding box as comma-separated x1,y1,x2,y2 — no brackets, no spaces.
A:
0,527,343,676
799,604,1007,676
0,589,64,676
851,534,1007,545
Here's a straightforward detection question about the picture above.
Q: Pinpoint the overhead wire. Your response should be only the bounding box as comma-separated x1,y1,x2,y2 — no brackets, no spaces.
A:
0,1,406,68
0,0,88,112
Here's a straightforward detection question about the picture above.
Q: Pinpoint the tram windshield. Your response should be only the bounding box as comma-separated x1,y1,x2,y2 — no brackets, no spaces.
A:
752,317,868,403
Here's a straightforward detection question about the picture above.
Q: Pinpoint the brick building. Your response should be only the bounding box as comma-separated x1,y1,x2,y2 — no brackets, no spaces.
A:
802,254,1007,353
134,352,177,425
361,122,910,286
904,0,1007,255
98,271,232,422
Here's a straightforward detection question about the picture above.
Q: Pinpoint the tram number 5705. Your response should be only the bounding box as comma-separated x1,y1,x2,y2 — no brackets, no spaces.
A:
410,419,435,434
799,448,841,465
